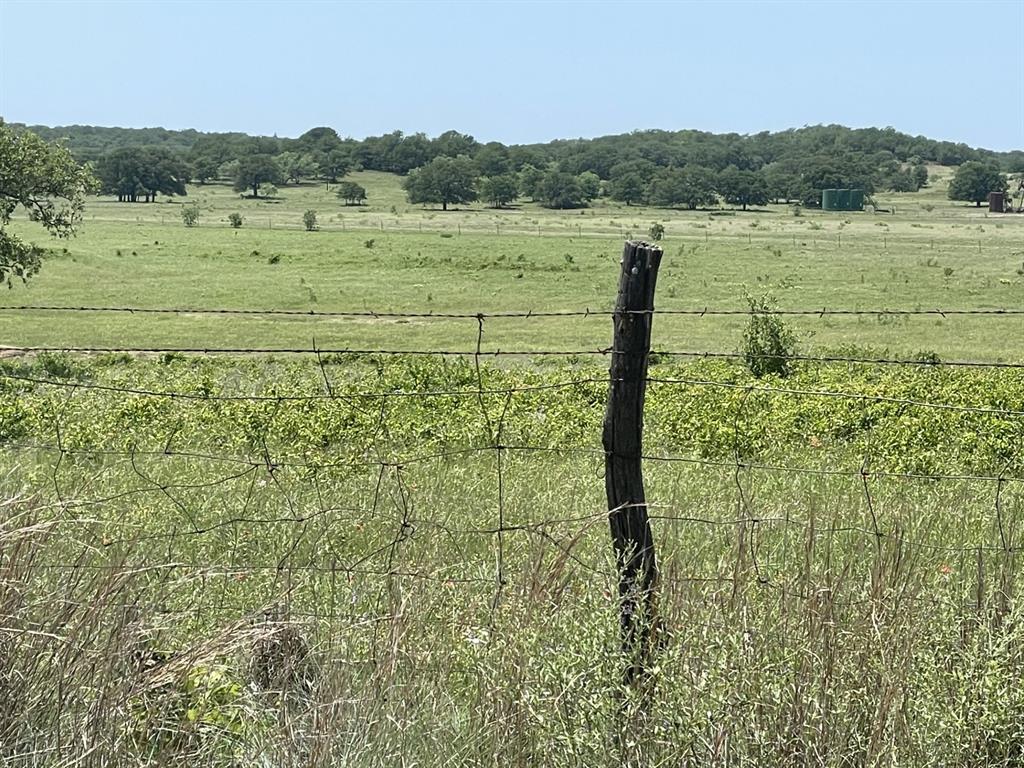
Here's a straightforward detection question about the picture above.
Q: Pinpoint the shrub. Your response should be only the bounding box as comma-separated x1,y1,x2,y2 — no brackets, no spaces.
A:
303,210,318,232
228,213,243,229
180,204,200,228
742,291,797,378
648,222,665,241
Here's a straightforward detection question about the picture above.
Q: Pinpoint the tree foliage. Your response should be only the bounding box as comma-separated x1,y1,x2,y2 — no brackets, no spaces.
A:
17,122,1022,185
0,121,96,285
947,161,1007,206
314,149,353,184
534,167,601,209
403,156,478,210
717,166,769,210
275,152,317,185
232,154,282,198
517,164,545,201
335,182,367,205
479,175,519,208
96,147,187,202
647,166,717,209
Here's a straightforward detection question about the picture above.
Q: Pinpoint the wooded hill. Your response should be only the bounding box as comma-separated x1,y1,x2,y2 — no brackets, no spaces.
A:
8,121,1021,210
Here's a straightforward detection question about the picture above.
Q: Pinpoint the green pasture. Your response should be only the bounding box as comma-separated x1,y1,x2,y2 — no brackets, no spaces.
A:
1,169,1022,359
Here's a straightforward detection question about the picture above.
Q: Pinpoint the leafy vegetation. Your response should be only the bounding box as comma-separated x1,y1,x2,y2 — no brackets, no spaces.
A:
0,353,1022,764
335,181,367,206
0,119,95,286
948,161,1008,206
742,291,797,377
180,203,200,227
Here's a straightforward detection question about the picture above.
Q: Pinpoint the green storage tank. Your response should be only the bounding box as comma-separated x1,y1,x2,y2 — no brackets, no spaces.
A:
821,188,864,211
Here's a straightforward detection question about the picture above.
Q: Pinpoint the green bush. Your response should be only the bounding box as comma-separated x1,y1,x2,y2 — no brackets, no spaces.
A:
742,291,797,378
180,204,200,228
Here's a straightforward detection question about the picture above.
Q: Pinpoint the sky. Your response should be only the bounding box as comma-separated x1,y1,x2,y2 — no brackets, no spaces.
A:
1,0,1022,150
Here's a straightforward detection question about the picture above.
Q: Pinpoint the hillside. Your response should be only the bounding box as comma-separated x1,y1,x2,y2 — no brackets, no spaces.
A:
10,121,1024,172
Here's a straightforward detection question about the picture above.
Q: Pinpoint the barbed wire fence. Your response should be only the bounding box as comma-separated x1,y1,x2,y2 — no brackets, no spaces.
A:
0,243,1022,761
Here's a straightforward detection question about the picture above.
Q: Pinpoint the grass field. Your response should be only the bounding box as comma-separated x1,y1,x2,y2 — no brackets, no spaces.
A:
2,168,1022,358
1,169,1023,766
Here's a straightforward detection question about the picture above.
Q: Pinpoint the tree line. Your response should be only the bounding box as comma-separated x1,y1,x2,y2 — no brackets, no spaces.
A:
18,122,1024,175
14,122,1019,208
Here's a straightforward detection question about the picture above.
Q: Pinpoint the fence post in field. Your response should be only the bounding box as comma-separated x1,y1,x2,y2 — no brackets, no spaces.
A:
603,239,662,686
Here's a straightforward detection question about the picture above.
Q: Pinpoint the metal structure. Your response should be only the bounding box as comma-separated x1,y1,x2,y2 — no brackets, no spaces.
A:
822,188,865,211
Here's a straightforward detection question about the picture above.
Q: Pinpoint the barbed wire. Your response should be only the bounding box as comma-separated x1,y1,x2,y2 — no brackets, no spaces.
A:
1,303,1023,318
0,305,1020,661
3,344,1024,368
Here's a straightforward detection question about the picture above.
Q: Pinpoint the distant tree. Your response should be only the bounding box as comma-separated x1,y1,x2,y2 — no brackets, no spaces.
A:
228,212,243,228
432,130,478,158
276,151,317,185
479,174,519,207
294,126,344,155
716,166,769,210
647,166,718,209
181,203,200,227
389,133,434,174
403,155,478,210
335,181,367,205
96,147,187,202
761,162,801,204
303,209,318,231
608,172,646,205
315,149,352,185
885,168,918,192
948,161,1006,206
475,142,511,177
912,164,929,189
607,160,657,206
139,149,188,201
218,159,241,182
577,171,601,202
233,153,282,197
517,164,545,201
532,169,589,208
508,146,548,173
0,120,96,285
190,155,221,184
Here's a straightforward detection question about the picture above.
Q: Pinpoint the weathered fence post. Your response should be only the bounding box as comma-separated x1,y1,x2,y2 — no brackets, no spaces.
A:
603,240,662,685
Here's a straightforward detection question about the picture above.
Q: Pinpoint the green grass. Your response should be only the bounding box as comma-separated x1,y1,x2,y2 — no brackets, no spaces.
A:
2,169,1022,359
0,354,1022,765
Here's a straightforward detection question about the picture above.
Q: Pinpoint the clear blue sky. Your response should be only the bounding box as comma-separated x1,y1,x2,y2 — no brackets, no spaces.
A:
1,0,1022,150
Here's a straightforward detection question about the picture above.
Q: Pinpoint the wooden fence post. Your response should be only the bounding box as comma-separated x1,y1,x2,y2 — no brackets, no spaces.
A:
603,239,662,685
